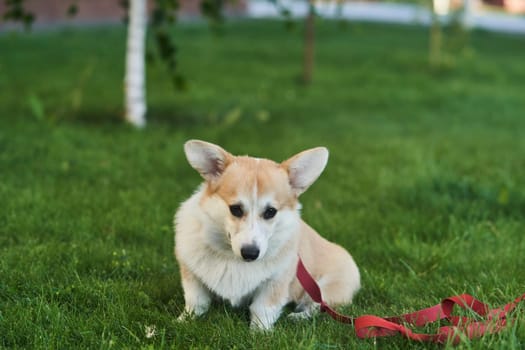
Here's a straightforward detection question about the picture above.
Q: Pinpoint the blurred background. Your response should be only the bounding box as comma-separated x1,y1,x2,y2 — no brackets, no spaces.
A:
1,0,524,127
2,0,525,25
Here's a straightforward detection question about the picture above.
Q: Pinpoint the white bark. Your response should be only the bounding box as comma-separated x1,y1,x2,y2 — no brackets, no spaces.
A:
432,0,451,16
462,0,475,29
125,0,147,128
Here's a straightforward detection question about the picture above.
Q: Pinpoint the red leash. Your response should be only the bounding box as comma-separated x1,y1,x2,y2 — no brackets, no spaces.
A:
296,258,525,345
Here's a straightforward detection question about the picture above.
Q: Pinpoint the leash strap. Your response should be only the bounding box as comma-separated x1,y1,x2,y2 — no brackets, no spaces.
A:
296,258,525,344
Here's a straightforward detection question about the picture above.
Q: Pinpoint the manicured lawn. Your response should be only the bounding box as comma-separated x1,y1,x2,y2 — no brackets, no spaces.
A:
1,20,524,349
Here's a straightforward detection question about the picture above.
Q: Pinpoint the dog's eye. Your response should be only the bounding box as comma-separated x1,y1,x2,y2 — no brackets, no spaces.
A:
229,204,244,218
263,207,277,220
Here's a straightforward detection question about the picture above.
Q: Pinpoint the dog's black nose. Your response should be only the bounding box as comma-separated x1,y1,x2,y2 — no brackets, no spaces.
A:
240,245,260,261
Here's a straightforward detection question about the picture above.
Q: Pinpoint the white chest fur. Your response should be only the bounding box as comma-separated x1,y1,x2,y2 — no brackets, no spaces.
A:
180,246,283,305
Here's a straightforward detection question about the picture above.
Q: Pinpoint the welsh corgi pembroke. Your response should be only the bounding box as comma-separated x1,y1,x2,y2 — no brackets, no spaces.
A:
174,140,360,330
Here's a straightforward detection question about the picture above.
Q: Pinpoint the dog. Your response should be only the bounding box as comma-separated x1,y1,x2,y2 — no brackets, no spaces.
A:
174,140,360,330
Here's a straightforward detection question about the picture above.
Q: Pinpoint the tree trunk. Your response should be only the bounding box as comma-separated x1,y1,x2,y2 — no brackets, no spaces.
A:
462,0,474,29
429,11,442,67
302,2,315,85
125,0,147,128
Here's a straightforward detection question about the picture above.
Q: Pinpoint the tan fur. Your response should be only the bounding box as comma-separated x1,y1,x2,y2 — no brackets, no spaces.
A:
210,157,297,210
175,140,360,330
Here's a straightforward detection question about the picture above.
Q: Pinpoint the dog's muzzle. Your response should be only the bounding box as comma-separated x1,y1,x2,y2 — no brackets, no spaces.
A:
240,245,260,262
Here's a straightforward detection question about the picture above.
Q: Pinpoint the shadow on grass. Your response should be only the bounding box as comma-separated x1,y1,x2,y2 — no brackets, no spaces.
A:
147,106,211,128
68,106,210,129
70,108,123,126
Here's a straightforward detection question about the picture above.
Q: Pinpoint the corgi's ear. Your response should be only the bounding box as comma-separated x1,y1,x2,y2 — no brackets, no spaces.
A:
281,147,329,195
184,140,233,182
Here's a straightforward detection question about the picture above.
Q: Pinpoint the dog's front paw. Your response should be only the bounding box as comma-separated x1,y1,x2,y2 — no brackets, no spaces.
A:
249,299,283,331
176,311,196,323
287,303,317,321
287,311,310,321
250,319,273,332
176,301,210,323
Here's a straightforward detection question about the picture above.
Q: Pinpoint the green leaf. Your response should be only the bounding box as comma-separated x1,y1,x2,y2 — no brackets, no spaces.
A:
223,107,242,126
498,188,509,205
27,94,45,121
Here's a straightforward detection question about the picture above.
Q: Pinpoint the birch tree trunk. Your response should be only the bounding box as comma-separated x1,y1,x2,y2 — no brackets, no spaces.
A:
429,12,442,67
462,0,475,29
429,0,443,67
125,0,147,128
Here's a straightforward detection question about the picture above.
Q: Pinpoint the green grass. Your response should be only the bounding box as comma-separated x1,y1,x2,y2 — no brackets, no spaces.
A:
1,20,525,349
